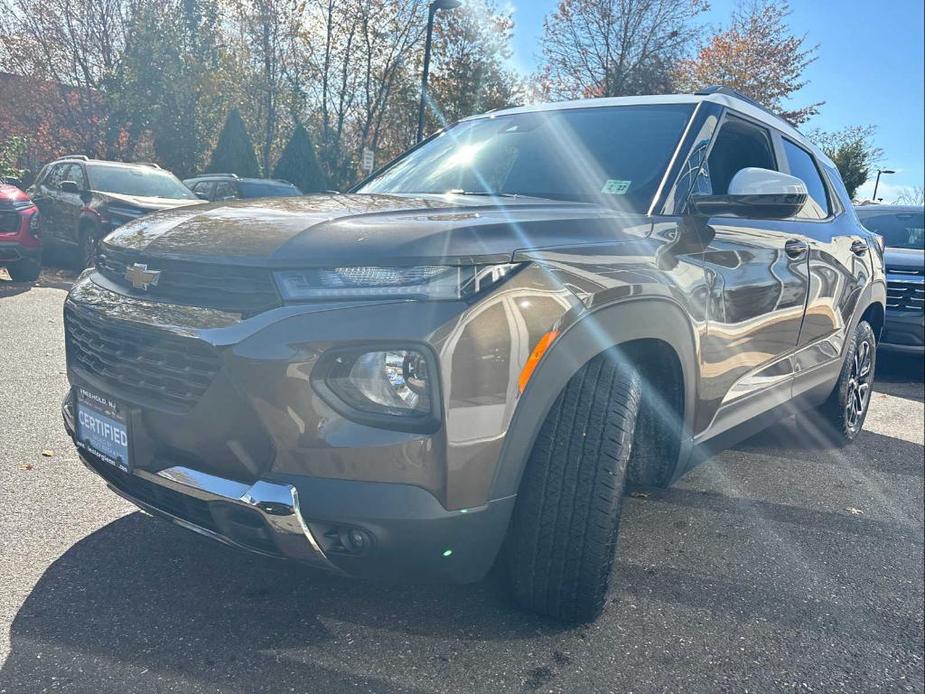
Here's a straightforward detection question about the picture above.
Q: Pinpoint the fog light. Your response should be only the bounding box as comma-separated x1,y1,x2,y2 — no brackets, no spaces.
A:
321,348,433,414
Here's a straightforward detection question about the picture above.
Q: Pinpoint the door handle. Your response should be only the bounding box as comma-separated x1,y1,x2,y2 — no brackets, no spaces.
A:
784,239,808,259
851,239,868,256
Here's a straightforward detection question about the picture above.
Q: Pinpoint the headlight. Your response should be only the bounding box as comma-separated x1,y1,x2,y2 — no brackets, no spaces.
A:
312,347,440,432
28,210,41,237
274,264,520,301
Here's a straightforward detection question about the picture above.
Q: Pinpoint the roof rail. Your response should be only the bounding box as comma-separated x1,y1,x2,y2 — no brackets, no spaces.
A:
137,162,162,169
192,172,239,179
54,154,90,162
695,85,793,128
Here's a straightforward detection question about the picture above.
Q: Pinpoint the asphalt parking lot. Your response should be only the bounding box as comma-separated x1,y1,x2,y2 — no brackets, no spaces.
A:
1,269,923,694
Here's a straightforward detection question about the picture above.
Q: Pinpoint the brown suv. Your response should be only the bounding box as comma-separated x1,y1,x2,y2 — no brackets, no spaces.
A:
62,89,886,623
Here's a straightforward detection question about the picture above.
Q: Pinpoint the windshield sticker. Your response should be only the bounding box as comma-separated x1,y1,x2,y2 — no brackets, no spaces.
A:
601,179,631,195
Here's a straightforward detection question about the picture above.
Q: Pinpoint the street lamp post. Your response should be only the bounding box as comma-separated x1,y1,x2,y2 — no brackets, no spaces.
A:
872,168,895,202
416,0,462,144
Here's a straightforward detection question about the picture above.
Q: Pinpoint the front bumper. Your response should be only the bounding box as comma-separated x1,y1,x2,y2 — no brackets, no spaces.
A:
880,310,925,354
64,387,516,583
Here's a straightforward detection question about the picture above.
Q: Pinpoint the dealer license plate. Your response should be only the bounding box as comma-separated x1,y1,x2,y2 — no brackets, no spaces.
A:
75,386,131,473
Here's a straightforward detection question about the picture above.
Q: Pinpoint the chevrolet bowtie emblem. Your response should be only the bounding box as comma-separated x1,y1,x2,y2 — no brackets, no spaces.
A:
124,263,161,291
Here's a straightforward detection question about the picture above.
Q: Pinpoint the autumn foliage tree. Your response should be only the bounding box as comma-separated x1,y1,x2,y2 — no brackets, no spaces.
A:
676,0,821,124
538,0,708,100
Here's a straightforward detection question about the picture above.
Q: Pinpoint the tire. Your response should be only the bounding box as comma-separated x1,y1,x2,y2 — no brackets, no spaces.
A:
504,349,642,623
77,227,99,269
6,257,41,282
814,320,877,446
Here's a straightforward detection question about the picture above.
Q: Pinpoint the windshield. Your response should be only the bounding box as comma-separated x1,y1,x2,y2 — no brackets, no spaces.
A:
857,210,925,249
358,104,694,213
239,181,302,197
88,165,197,200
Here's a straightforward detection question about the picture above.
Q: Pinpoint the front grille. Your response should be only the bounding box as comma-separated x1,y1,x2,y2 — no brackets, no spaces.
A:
886,266,924,313
0,211,21,234
96,246,281,314
65,305,220,411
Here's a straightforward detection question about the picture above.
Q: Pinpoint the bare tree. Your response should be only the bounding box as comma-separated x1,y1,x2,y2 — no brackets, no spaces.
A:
538,0,707,100
226,0,306,174
428,0,522,125
893,186,925,206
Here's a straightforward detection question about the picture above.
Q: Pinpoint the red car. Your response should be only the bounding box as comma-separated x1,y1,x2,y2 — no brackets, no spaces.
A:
0,183,41,281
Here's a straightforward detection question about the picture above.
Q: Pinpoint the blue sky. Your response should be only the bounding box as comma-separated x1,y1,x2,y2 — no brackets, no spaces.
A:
505,0,925,201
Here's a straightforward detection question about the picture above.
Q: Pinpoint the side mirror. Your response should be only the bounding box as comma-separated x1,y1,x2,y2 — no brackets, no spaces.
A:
195,192,210,200
689,168,807,219
60,180,81,194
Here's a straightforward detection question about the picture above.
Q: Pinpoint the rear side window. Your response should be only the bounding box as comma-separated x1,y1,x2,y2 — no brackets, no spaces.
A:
783,139,830,219
705,116,776,195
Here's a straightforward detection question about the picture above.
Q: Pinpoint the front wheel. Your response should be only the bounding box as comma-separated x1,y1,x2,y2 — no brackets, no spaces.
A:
503,349,642,623
814,320,877,446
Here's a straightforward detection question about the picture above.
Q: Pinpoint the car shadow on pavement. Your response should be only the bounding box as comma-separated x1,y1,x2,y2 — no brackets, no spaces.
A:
875,352,925,401
0,265,75,296
0,512,567,692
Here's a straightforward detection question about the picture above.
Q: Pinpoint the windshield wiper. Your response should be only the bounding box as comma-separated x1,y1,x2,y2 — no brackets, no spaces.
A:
446,189,521,198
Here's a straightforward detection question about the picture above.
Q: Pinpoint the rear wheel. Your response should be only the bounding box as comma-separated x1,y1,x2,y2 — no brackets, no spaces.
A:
6,257,41,282
814,320,876,446
503,349,642,623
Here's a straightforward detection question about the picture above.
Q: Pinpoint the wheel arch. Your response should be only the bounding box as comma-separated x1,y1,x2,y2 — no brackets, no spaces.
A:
860,300,885,341
489,297,699,500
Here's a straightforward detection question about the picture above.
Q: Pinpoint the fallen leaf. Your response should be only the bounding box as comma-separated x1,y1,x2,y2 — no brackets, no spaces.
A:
845,507,864,515
41,450,54,457
20,464,33,471
629,491,649,499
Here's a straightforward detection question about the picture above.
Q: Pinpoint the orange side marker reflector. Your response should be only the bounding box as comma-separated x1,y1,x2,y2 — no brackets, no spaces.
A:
518,330,559,393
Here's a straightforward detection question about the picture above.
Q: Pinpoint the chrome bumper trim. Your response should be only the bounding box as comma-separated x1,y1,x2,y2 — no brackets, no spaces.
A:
63,391,333,568
152,466,331,560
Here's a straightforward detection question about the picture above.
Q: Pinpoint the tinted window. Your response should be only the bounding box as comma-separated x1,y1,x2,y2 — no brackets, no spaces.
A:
213,181,238,200
45,164,67,189
783,139,829,219
61,164,87,189
87,165,197,199
856,210,925,249
359,104,695,213
238,181,301,197
705,116,776,195
191,181,213,198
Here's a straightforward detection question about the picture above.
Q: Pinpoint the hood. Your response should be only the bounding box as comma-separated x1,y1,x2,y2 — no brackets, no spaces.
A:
102,193,651,267
97,191,204,212
884,246,925,270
